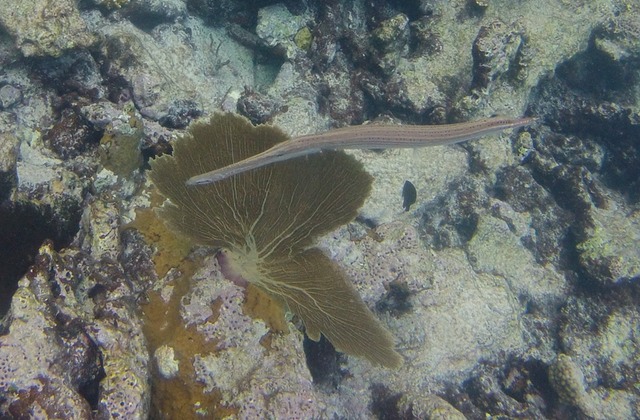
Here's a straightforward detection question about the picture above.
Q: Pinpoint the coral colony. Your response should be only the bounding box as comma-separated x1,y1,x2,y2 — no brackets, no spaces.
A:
150,113,402,368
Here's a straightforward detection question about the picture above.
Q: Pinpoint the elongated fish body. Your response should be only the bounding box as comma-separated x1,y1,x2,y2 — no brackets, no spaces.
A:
186,116,535,186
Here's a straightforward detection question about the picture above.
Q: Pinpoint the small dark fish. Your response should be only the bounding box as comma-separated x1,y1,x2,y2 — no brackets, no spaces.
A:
402,180,417,211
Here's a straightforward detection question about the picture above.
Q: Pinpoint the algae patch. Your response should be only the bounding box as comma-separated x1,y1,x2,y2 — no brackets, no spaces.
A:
99,102,144,177
294,27,313,50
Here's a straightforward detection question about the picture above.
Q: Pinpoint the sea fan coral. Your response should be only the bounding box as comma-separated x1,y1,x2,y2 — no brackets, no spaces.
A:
149,113,402,368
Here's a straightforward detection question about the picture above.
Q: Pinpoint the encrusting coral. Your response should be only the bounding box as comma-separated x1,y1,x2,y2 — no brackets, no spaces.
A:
149,113,402,368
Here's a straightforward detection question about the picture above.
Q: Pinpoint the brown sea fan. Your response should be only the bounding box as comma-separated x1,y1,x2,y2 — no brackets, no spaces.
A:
149,113,402,368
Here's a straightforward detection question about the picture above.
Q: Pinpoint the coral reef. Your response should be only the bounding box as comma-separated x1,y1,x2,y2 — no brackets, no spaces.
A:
371,13,410,75
471,19,525,92
0,0,96,57
552,294,640,418
0,0,639,417
0,84,22,109
43,108,101,160
576,205,640,284
256,3,312,59
0,243,149,418
95,17,254,125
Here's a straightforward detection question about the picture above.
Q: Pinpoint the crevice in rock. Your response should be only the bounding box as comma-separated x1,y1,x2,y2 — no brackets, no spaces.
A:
0,201,80,318
302,333,345,391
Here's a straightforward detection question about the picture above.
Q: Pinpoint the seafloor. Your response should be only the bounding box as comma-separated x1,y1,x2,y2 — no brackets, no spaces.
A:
0,0,639,418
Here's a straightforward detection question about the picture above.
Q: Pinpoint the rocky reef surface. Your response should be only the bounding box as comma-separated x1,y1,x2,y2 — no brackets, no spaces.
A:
0,0,639,418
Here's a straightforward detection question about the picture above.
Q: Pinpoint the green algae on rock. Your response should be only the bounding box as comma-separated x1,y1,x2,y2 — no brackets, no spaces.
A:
99,103,144,177
294,27,313,51
149,113,402,368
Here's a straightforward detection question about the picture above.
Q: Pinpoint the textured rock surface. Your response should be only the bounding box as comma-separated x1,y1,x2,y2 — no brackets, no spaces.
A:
0,243,149,418
187,259,326,418
0,132,18,173
255,3,311,59
576,205,640,284
552,294,640,418
94,16,254,125
0,0,96,57
0,0,639,418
